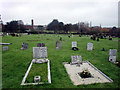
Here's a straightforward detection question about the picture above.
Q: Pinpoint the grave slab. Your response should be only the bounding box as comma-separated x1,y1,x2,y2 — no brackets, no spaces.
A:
3,46,8,51
64,61,113,85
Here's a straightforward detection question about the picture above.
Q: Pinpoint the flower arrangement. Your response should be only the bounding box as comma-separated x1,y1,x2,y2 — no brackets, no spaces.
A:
79,69,92,78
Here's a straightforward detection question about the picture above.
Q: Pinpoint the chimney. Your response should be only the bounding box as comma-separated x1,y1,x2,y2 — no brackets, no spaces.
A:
31,19,34,30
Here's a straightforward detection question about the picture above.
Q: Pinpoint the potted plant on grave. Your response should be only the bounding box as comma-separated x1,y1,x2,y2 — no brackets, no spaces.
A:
79,69,92,78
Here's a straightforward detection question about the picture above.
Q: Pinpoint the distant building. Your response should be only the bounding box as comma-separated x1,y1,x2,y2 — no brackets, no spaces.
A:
24,19,46,31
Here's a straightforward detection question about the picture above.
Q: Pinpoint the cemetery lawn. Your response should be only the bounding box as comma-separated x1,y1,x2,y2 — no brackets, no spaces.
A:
2,34,120,88
26,63,48,83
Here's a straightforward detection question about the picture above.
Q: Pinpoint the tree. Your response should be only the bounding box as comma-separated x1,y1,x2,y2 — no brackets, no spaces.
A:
64,24,73,33
47,19,64,33
3,20,26,33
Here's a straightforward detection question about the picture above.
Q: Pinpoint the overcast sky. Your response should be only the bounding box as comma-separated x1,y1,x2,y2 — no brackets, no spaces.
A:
0,0,119,27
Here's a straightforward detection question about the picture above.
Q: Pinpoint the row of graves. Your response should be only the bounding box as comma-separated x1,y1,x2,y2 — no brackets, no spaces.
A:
63,41,118,85
0,43,12,51
1,40,119,86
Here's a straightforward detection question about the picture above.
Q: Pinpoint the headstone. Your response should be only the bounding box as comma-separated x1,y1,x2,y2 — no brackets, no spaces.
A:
34,76,40,83
109,49,117,63
21,43,28,50
71,55,82,65
3,46,8,51
72,41,77,48
33,47,47,58
56,41,61,49
87,43,93,50
37,43,45,47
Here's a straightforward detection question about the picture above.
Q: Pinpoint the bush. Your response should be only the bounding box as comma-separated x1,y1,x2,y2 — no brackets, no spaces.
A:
93,34,96,40
109,38,112,40
97,38,99,41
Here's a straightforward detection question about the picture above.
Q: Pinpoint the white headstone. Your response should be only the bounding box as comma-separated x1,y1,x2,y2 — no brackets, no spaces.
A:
109,49,117,56
33,47,47,58
3,46,8,51
72,41,77,48
71,55,82,64
87,43,93,50
109,49,117,63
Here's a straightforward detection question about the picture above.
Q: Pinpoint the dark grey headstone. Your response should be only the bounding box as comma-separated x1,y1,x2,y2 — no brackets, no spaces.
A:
21,43,28,50
56,41,61,49
37,43,45,47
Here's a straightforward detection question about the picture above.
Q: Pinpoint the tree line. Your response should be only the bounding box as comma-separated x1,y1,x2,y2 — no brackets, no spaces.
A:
1,19,120,37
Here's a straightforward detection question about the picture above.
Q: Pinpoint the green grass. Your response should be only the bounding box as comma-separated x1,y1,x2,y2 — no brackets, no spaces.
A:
1,34,120,88
26,63,48,83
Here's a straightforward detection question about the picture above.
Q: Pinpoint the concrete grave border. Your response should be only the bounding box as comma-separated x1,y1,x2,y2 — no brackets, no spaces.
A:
21,59,51,85
0,43,12,45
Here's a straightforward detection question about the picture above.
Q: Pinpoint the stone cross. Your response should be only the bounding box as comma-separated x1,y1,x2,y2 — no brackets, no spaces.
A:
56,41,61,49
87,43,93,50
109,49,117,63
3,46,8,51
72,41,77,48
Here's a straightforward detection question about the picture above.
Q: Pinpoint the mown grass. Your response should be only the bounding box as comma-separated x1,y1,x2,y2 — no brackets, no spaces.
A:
26,63,48,83
1,34,120,88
